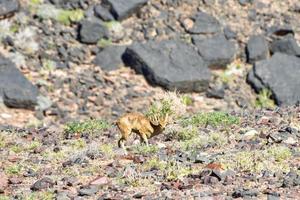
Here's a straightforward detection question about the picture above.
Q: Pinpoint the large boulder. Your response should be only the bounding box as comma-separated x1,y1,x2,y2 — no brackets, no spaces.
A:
79,20,109,44
102,0,148,20
94,45,126,71
270,35,300,57
0,55,38,109
193,34,237,68
0,0,19,17
246,35,269,64
247,53,300,106
122,40,211,92
94,4,115,21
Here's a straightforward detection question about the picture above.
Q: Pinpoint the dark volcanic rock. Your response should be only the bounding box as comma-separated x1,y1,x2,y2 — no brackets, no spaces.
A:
246,35,269,64
224,26,237,40
31,177,55,191
247,53,300,105
246,69,264,92
194,34,237,68
94,46,126,71
0,55,38,109
282,170,300,187
0,0,19,17
50,0,86,9
103,0,148,20
232,188,258,198
270,35,300,56
267,25,294,37
78,185,99,196
94,4,115,21
79,20,109,44
239,0,253,6
184,12,221,34
206,84,225,99
122,40,211,92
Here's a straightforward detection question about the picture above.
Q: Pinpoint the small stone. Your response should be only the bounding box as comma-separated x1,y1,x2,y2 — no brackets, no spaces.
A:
283,137,297,145
31,177,55,191
232,188,258,198
133,193,144,198
78,185,99,196
239,0,253,6
23,169,37,177
193,154,210,164
0,173,8,192
243,129,258,140
79,20,109,44
62,177,78,186
206,84,225,99
94,46,126,71
36,95,52,111
56,191,71,200
202,176,219,185
8,177,22,184
267,194,280,200
90,176,110,186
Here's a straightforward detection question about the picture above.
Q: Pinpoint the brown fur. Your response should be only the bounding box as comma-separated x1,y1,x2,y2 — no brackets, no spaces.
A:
116,112,168,149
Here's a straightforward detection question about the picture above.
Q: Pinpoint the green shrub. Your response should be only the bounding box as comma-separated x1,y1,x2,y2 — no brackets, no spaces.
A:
255,88,275,109
64,119,110,137
181,112,239,127
132,144,159,156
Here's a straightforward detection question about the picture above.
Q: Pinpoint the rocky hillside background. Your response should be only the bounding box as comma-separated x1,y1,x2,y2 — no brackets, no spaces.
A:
0,0,300,199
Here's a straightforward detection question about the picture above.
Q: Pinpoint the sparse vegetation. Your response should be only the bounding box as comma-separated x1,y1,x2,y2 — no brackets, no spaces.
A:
97,38,112,48
142,158,166,171
71,138,87,149
64,119,110,137
56,9,84,25
181,111,239,128
24,191,55,200
146,91,187,123
42,59,56,71
27,141,42,151
0,0,299,198
0,134,6,148
35,4,83,25
181,95,193,106
255,88,276,109
0,196,9,200
10,144,24,153
220,145,292,174
99,143,115,158
267,146,292,162
30,0,43,5
171,126,198,141
5,164,22,175
132,144,159,156
164,160,193,181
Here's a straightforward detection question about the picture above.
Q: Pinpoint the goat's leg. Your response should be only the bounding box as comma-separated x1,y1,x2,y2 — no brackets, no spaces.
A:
140,133,149,146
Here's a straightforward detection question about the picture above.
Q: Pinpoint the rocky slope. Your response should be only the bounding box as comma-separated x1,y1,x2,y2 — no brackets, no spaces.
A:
0,0,299,199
